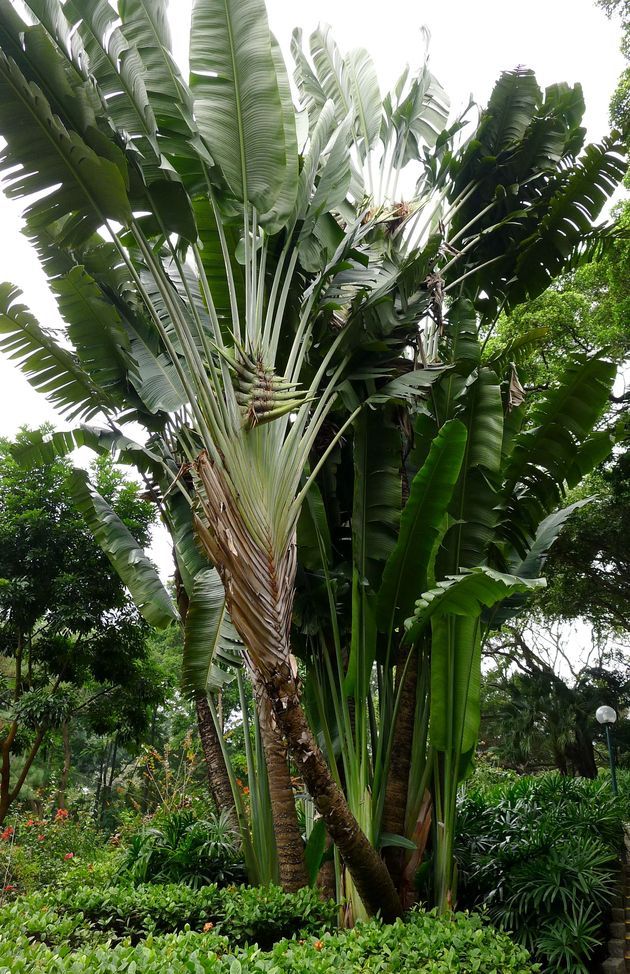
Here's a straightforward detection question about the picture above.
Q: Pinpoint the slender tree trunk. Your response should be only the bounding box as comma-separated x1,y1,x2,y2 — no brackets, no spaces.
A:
176,570,240,830
382,642,418,890
194,457,402,920
252,670,308,891
195,694,239,833
316,831,336,900
55,721,72,809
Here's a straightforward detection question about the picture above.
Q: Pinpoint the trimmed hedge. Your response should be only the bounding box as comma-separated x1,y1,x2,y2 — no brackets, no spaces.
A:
0,883,336,948
0,909,536,973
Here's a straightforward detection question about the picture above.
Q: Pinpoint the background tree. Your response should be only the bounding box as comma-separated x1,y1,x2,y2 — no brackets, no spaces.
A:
482,623,630,774
0,431,160,823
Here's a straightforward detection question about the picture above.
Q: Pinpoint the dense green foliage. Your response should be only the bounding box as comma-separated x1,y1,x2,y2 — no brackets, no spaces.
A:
456,773,625,973
0,882,336,949
119,809,246,888
0,809,110,894
0,901,535,974
0,434,162,821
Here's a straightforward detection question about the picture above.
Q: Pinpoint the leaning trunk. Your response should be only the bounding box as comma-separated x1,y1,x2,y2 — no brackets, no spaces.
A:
194,455,402,920
195,694,239,833
252,671,309,891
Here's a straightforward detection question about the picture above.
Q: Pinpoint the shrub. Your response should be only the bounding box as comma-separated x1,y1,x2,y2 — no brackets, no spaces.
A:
118,808,246,888
0,908,536,973
0,810,108,896
0,882,337,948
456,772,623,973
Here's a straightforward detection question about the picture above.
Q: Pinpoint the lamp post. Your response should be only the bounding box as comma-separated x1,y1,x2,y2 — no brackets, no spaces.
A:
596,705,618,796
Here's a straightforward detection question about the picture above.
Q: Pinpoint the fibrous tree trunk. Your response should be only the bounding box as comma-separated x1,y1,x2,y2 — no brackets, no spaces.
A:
195,694,239,833
251,670,309,891
194,455,402,920
382,642,418,891
177,569,239,831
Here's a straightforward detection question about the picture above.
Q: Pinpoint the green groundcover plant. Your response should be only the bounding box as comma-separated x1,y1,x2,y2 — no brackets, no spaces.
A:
456,773,624,973
0,883,337,949
0,904,536,974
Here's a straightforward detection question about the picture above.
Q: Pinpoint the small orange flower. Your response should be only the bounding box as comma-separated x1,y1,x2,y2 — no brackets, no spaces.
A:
55,808,69,822
1,827,14,841
314,940,324,951
63,852,74,860
25,819,35,827
203,922,214,932
3,885,15,892
243,787,250,796
37,834,45,842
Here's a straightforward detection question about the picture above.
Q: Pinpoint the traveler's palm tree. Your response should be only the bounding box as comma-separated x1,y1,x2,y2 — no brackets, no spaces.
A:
0,0,624,916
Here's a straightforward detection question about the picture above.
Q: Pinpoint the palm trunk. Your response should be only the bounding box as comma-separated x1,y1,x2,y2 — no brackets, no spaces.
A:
264,663,401,919
177,569,239,830
194,456,402,920
251,671,308,891
195,694,239,833
382,643,418,890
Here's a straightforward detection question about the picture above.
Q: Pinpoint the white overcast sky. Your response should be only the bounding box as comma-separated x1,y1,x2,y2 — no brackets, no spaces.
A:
0,0,625,600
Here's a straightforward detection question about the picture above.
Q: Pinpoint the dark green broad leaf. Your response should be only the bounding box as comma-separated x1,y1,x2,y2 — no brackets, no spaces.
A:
0,51,132,239
69,468,177,628
407,567,545,635
190,0,292,215
182,568,242,697
377,419,468,635
0,283,116,420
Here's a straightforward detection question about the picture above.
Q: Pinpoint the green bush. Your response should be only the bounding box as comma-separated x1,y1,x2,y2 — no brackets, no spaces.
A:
0,810,109,896
0,909,536,973
456,772,623,973
0,882,337,948
118,808,246,888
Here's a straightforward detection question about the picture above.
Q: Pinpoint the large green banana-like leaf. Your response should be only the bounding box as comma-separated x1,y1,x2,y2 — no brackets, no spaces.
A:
430,613,481,760
259,36,299,232
404,567,545,644
53,266,134,399
119,0,195,138
297,480,332,573
0,50,131,238
62,0,159,156
190,0,292,215
14,425,169,486
290,28,327,127
0,4,101,139
436,367,503,578
500,355,616,554
0,283,117,420
412,568,544,761
346,48,382,161
124,315,189,414
309,25,351,120
376,419,467,634
165,492,210,597
491,498,592,628
352,408,401,591
514,135,626,302
182,568,243,695
69,468,178,628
